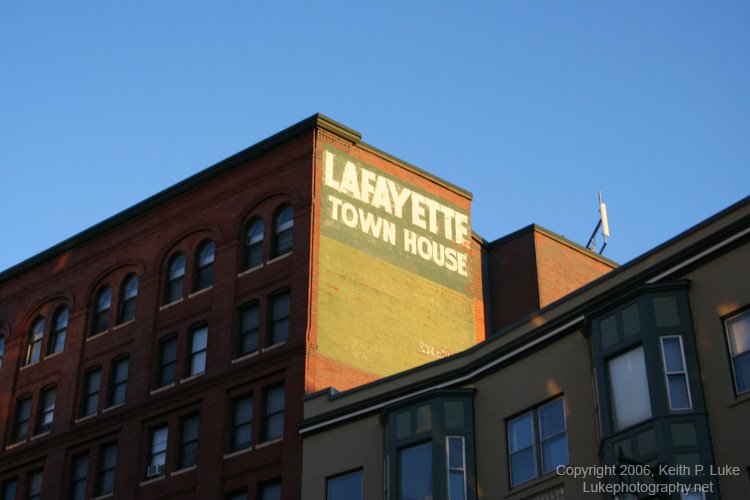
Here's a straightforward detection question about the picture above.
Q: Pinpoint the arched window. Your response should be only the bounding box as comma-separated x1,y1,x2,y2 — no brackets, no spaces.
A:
118,274,139,323
25,317,45,365
272,205,294,257
245,219,264,270
165,253,186,304
193,240,215,291
93,287,112,335
48,306,68,355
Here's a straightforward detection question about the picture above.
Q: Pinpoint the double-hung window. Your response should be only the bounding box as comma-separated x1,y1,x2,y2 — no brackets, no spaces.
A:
36,386,56,434
81,368,102,417
108,356,129,407
69,452,88,500
95,442,117,496
231,395,253,451
157,335,177,387
49,306,68,355
93,287,112,335
177,414,200,469
26,470,43,500
726,310,750,396
26,318,44,365
262,385,285,442
507,398,568,487
272,205,293,257
187,326,208,377
12,396,32,443
239,303,260,357
193,240,215,291
245,219,264,269
147,425,168,477
118,274,139,323
165,254,186,304
660,336,692,410
269,292,290,346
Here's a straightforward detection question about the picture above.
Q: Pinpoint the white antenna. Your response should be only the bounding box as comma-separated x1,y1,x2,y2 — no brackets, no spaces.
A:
586,190,610,255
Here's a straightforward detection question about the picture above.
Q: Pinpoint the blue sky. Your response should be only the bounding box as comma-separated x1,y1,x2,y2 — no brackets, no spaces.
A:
1,2,748,271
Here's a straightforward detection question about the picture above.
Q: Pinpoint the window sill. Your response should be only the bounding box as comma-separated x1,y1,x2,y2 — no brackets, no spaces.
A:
262,341,286,353
113,319,135,330
150,383,175,395
45,350,64,360
19,361,39,371
139,476,165,486
87,330,110,342
75,414,98,424
172,465,197,476
103,403,125,413
237,264,264,278
30,431,51,441
92,493,114,500
223,447,253,460
729,391,750,408
189,286,213,299
180,372,205,384
266,252,292,265
6,441,26,450
255,438,282,449
159,298,183,310
232,352,259,365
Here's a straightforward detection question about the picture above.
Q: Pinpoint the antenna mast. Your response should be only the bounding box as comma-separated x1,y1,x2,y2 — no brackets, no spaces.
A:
586,190,610,255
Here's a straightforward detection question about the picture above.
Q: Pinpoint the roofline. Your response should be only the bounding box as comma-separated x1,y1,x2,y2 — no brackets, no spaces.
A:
0,113,472,282
299,195,750,433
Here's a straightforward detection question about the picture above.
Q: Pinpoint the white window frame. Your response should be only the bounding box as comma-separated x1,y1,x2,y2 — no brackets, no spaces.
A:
445,435,467,500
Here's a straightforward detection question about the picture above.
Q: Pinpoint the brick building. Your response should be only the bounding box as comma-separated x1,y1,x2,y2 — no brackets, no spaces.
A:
0,115,613,499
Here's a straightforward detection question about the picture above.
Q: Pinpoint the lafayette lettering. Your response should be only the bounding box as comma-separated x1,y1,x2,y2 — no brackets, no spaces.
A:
323,149,471,278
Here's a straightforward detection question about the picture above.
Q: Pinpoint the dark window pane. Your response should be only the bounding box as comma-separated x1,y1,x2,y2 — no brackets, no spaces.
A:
541,434,568,474
82,369,101,416
70,453,88,500
662,337,685,372
37,386,56,433
667,375,691,409
49,306,68,354
399,441,432,500
273,205,293,256
327,470,362,500
448,437,464,469
1,478,17,500
239,305,259,356
94,288,112,334
96,443,117,496
246,219,264,269
26,470,43,500
270,292,290,345
13,397,32,442
178,414,200,469
194,241,215,291
449,470,466,500
510,447,535,486
232,396,253,451
26,318,44,364
188,327,208,376
159,337,177,387
539,399,565,439
260,481,281,500
264,385,284,441
149,426,168,468
225,491,247,500
108,357,129,407
0,334,5,368
165,254,185,303
118,275,138,323
734,351,750,394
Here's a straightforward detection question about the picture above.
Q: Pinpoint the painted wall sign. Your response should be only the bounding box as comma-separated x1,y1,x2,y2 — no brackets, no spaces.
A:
321,146,472,293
